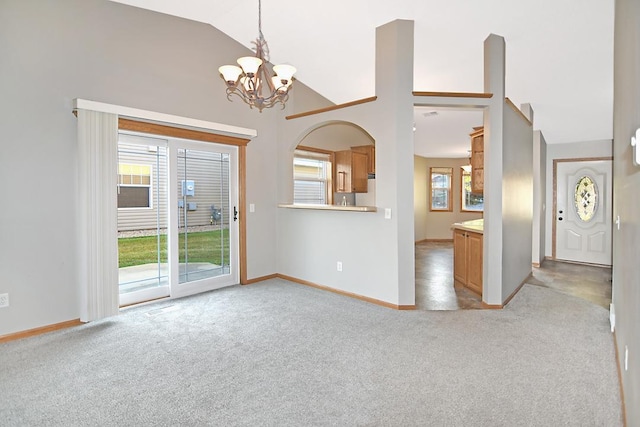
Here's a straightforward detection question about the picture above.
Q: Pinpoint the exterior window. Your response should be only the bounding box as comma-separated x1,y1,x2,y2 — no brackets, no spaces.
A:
461,169,484,212
293,149,332,204
118,163,152,208
574,175,598,222
430,167,453,211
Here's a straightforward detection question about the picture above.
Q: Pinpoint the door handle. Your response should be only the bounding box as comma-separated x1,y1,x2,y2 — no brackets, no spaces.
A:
233,206,238,222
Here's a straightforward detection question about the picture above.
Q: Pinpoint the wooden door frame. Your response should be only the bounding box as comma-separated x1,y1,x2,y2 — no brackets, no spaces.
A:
118,119,250,285
551,156,612,260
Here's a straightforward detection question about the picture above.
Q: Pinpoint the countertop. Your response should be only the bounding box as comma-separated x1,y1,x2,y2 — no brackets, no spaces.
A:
278,204,377,212
452,218,484,234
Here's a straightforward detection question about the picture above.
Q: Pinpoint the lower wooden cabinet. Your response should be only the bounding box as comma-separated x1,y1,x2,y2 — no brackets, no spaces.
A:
453,229,483,296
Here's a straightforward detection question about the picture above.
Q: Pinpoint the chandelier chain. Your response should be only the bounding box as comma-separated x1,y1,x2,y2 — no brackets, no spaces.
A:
258,0,262,38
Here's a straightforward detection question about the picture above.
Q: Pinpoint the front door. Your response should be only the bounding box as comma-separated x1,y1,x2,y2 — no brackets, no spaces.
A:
555,159,612,265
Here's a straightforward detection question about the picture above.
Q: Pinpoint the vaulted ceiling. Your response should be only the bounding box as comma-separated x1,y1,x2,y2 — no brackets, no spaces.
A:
110,0,614,158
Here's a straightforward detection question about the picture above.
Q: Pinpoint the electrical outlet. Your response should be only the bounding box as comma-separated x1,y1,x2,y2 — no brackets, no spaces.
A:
0,293,8,308
337,261,343,272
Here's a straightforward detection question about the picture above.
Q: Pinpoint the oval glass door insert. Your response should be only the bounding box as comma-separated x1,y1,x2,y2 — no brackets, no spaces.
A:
574,175,598,222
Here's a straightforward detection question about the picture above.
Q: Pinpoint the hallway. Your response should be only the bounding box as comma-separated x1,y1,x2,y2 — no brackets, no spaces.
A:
415,241,612,310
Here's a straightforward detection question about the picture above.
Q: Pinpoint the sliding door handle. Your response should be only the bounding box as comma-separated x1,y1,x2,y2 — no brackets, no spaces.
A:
233,206,238,222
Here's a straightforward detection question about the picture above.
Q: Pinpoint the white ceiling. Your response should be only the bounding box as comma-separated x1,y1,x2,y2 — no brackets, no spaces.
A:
110,0,614,158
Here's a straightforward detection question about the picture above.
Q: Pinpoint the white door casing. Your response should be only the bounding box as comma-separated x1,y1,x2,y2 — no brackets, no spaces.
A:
555,160,612,265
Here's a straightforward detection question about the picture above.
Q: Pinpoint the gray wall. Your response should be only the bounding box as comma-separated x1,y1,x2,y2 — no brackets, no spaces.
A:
613,0,640,422
0,0,331,336
501,102,534,300
276,20,417,307
414,156,483,241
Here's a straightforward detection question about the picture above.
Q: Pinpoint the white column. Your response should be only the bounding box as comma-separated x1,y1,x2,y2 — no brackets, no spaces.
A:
375,20,415,306
483,34,506,305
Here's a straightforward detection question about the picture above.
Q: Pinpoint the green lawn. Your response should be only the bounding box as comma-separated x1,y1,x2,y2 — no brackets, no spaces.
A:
118,230,230,268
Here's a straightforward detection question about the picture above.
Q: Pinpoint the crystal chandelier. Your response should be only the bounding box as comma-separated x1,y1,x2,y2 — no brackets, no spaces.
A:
218,0,296,112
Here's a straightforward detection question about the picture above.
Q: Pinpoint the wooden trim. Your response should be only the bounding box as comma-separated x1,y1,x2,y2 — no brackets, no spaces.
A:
460,167,484,213
413,91,493,98
554,156,613,163
429,167,454,212
613,332,629,427
416,239,454,243
481,302,503,309
0,319,83,343
545,257,612,269
285,96,377,120
244,273,279,285
505,97,533,126
532,262,541,268
552,159,558,259
119,118,251,146
277,274,416,310
502,276,529,306
296,145,334,155
239,145,248,285
552,157,613,260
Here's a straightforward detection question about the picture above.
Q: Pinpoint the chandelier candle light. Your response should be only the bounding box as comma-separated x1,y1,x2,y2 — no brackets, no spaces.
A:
218,0,296,112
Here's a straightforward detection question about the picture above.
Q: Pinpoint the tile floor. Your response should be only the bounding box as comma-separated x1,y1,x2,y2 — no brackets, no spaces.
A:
415,241,612,311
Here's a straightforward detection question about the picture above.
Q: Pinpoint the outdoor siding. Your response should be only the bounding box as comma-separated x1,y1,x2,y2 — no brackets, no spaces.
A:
176,149,231,229
117,142,169,232
117,143,231,232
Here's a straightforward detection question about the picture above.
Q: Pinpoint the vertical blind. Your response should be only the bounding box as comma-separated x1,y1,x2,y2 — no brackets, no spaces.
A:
77,109,120,322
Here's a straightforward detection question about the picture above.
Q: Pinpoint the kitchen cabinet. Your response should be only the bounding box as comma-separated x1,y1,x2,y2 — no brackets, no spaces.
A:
350,145,375,174
453,228,483,296
335,150,368,193
470,127,484,193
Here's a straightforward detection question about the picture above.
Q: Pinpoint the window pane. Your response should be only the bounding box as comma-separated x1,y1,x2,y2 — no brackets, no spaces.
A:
431,189,449,209
294,180,326,204
574,175,597,222
118,186,151,208
294,158,325,179
293,151,331,204
461,170,484,211
432,173,449,188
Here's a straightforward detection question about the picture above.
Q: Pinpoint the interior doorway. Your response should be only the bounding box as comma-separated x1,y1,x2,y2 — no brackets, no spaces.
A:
413,105,486,310
117,131,239,306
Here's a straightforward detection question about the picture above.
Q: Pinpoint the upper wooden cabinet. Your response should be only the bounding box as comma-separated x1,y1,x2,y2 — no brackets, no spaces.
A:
335,150,368,193
470,127,484,193
350,145,375,174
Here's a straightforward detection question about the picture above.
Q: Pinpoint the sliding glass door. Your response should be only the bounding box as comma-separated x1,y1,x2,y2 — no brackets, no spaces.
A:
118,132,239,306
117,134,170,306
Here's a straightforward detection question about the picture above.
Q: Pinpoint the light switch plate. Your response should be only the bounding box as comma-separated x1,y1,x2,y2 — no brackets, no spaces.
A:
384,208,392,219
249,203,255,213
